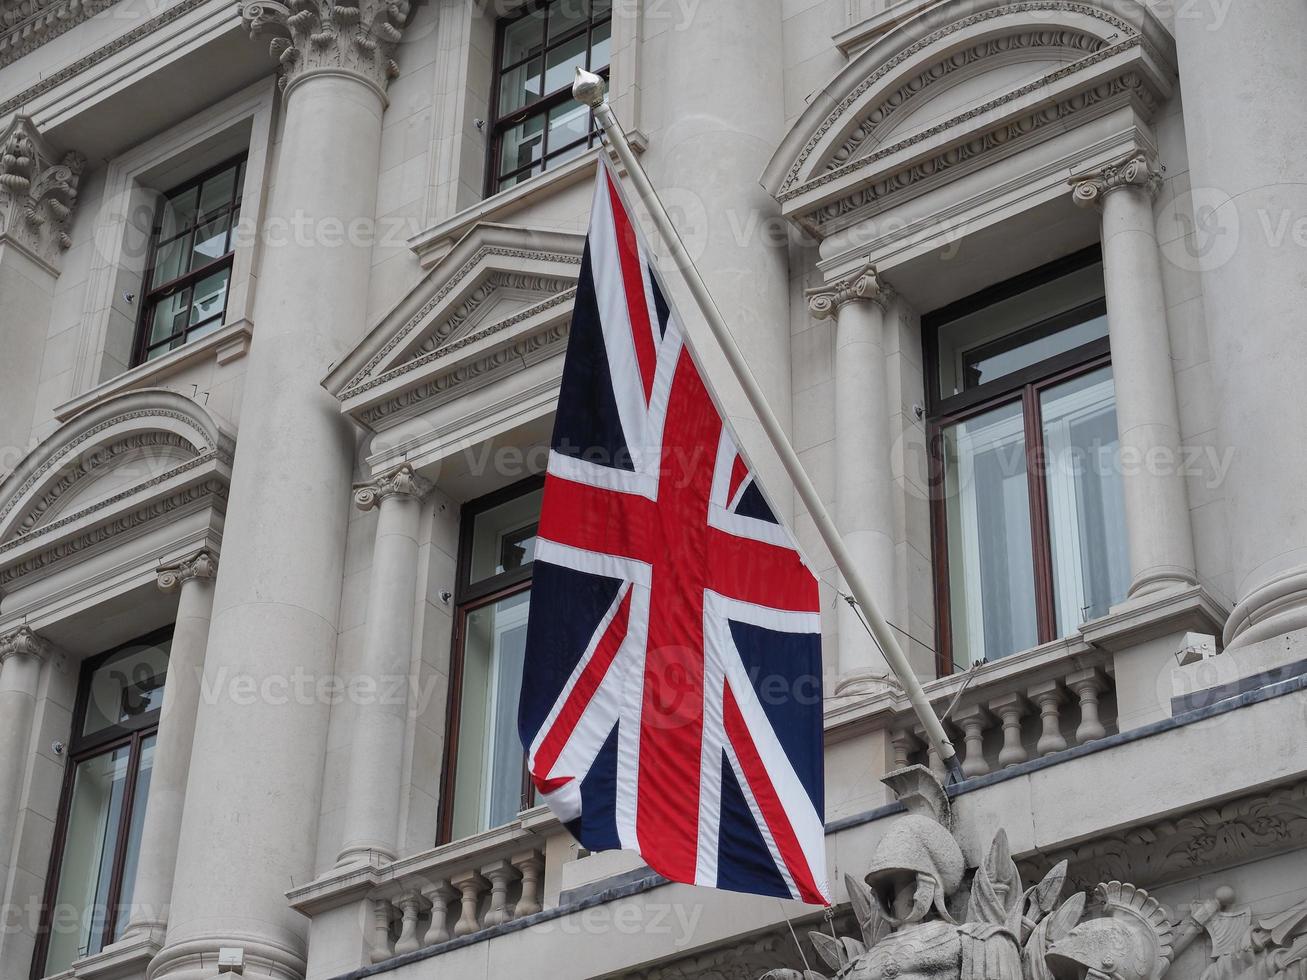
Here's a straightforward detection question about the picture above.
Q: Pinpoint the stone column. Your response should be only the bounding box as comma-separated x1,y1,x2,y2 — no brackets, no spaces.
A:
807,261,896,692
120,550,218,946
653,0,792,517
0,627,51,894
1072,152,1196,600
336,465,430,868
0,117,84,462
152,5,412,979
1175,3,1307,648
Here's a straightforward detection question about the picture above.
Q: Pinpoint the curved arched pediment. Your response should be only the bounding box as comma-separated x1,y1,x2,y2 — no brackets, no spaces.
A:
0,389,234,595
763,0,1177,237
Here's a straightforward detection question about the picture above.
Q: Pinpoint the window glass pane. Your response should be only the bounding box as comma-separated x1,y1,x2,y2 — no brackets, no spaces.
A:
469,489,543,584
547,0,587,40
589,16,611,70
502,8,545,65
1041,366,1129,630
451,590,531,839
191,214,232,270
44,746,132,975
936,261,1106,396
152,234,190,286
197,164,238,219
943,401,1037,666
189,267,231,327
498,164,542,191
112,736,155,943
498,113,545,179
547,100,590,151
498,57,543,116
544,30,588,95
83,638,171,738
546,140,588,170
157,186,197,240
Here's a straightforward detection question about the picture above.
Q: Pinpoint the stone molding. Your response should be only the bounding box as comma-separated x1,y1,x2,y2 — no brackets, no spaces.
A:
0,116,85,270
1070,149,1163,209
239,0,413,94
352,464,432,511
0,0,109,70
156,547,219,593
805,258,893,318
0,624,52,665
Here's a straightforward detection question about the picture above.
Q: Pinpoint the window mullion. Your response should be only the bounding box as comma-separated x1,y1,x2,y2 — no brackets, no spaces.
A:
1023,384,1057,644
99,732,144,950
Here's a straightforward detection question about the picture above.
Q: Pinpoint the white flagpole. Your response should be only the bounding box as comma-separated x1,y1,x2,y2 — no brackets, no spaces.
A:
573,69,962,779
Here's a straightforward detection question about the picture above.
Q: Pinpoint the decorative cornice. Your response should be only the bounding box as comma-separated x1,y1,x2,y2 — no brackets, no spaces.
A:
239,0,413,94
0,0,209,119
156,547,219,592
0,0,111,72
805,258,892,318
1070,150,1163,209
0,116,85,269
0,625,52,664
352,464,431,510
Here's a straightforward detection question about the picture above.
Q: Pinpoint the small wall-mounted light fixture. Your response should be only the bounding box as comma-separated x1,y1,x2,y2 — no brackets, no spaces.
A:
439,590,453,604
123,291,136,305
912,403,925,420
51,741,66,757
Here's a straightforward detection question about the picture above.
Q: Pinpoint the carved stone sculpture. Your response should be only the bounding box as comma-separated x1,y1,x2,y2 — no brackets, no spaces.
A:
1196,889,1307,980
761,766,1176,980
0,115,84,268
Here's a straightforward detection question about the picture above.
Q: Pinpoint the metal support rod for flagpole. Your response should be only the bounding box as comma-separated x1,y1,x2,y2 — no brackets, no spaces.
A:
573,69,962,779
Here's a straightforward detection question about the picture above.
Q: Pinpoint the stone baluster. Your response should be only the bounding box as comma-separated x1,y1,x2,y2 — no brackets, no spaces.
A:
421,881,457,947
369,898,395,964
953,704,992,779
393,893,428,956
153,2,419,976
1067,668,1109,744
512,851,544,918
122,549,219,944
481,859,520,928
990,693,1029,769
1071,151,1196,601
1028,681,1068,757
337,464,432,868
451,870,488,937
890,729,919,770
0,627,52,897
807,261,898,695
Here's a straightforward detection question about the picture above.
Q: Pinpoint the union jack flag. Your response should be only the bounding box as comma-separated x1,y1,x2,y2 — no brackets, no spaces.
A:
518,160,830,905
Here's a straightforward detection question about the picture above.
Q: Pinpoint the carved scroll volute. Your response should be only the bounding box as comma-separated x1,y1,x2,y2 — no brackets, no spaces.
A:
0,116,85,269
239,0,415,94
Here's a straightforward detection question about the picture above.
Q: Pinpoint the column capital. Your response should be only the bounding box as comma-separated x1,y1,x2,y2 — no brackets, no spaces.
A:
805,259,893,320
0,116,85,271
353,464,432,511
239,0,414,96
1070,151,1163,209
157,548,220,593
0,625,53,666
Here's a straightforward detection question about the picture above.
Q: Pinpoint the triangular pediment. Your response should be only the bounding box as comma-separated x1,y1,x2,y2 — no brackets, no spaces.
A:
326,222,585,403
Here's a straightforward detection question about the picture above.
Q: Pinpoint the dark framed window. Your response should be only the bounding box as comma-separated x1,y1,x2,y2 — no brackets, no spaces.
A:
131,155,246,365
925,247,1129,674
487,0,612,196
438,475,544,843
33,628,172,979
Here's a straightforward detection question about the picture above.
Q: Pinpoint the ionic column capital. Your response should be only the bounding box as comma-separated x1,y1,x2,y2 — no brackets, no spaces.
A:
0,626,53,666
1071,151,1163,209
239,0,414,96
157,548,220,593
0,116,85,271
353,464,432,512
805,259,894,320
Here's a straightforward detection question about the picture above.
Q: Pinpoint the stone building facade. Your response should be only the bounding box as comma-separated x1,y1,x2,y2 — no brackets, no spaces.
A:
0,0,1305,979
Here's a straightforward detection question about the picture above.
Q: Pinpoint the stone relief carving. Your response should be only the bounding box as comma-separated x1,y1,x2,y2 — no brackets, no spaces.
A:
1071,152,1164,209
1194,889,1307,980
760,766,1178,980
239,0,413,92
353,464,432,510
806,259,893,318
0,116,85,268
0,0,109,70
0,625,52,664
156,548,219,592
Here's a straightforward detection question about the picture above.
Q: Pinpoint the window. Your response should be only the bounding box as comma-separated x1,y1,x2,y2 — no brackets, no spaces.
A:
925,248,1129,672
440,477,544,842
488,0,612,195
132,156,245,365
34,630,171,979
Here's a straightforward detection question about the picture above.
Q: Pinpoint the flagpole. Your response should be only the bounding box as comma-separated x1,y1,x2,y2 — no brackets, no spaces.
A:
573,69,963,780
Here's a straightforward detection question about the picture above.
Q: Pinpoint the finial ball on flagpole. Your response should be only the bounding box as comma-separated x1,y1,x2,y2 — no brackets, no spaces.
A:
573,67,607,108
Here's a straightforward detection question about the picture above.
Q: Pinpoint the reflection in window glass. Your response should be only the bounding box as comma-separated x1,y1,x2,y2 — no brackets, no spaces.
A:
83,641,170,738
469,489,543,583
1041,367,1129,629
451,591,531,839
943,400,1038,667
